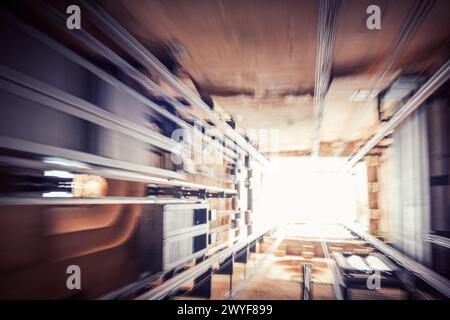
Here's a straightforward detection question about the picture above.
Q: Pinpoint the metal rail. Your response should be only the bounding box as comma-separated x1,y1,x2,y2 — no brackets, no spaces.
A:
0,65,177,153
225,227,285,299
0,197,204,206
343,223,450,298
347,59,450,168
135,226,275,300
0,135,182,180
312,0,341,157
302,264,312,300
98,272,163,300
426,234,450,249
320,237,344,300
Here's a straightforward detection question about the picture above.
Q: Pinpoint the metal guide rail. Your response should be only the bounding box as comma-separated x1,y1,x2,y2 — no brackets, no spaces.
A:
320,237,345,300
302,264,312,300
426,233,450,249
0,197,205,206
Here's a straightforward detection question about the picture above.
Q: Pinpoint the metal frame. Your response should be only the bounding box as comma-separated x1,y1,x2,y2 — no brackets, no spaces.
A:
162,203,209,239
135,226,275,300
343,223,450,298
162,233,209,273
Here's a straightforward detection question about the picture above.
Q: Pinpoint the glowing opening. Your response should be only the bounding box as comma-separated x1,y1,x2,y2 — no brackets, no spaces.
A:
258,157,357,226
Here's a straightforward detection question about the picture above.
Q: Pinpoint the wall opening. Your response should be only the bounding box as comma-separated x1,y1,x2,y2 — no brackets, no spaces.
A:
259,157,357,226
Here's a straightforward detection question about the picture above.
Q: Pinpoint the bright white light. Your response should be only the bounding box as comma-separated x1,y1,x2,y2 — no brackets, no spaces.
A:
44,170,74,179
258,157,357,226
42,192,73,198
